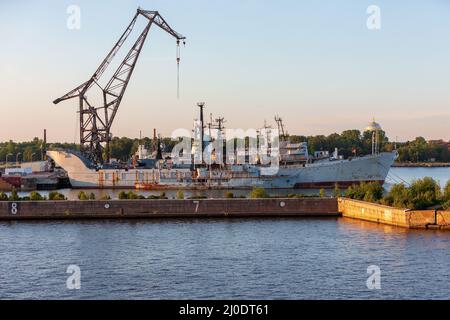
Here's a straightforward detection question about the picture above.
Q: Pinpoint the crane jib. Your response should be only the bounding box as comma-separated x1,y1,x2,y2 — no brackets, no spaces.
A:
52,8,186,165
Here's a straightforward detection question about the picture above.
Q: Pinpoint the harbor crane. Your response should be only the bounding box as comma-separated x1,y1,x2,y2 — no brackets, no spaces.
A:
53,9,185,164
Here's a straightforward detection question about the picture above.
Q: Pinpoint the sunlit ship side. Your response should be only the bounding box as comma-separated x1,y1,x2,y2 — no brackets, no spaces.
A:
46,150,397,189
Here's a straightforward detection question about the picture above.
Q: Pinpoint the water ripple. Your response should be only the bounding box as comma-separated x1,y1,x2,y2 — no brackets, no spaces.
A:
0,218,448,299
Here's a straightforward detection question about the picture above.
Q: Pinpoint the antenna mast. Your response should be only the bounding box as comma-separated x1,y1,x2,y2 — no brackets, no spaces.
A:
274,115,287,141
197,102,206,164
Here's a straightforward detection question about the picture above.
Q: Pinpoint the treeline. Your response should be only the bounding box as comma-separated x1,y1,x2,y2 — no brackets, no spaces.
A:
0,137,174,163
109,136,178,161
0,138,78,163
1,132,449,163
395,137,449,162
289,130,392,158
108,131,389,161
289,131,449,162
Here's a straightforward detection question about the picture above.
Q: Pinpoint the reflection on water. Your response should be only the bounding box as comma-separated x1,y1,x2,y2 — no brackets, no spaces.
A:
2,166,450,300
0,218,448,299
338,217,411,235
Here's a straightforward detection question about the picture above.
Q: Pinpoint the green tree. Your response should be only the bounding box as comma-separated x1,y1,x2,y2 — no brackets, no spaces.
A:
407,177,442,209
444,179,450,201
395,137,449,163
363,183,384,202
444,179,450,209
249,187,269,199
225,191,234,199
319,188,326,198
118,191,128,199
78,191,89,200
127,191,139,199
29,191,44,201
149,192,168,199
332,184,341,198
48,191,66,200
23,146,34,162
345,184,365,200
345,182,384,203
9,188,20,201
382,183,409,208
109,137,136,161
176,190,185,199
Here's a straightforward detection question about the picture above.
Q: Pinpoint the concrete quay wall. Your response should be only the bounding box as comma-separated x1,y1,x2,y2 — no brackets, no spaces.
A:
0,198,339,220
338,198,449,230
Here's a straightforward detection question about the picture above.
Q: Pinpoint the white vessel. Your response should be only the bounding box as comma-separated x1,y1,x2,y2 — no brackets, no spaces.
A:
46,149,396,189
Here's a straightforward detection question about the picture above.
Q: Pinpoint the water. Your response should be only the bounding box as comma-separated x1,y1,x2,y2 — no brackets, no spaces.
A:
0,218,448,299
13,167,450,199
1,167,449,299
385,167,450,189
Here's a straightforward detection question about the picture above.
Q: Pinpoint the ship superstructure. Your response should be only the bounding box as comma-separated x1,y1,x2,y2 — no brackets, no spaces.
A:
47,109,397,189
47,149,396,189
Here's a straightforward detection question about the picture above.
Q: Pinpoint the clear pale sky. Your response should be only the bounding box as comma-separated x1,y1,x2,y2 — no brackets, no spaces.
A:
1,0,449,142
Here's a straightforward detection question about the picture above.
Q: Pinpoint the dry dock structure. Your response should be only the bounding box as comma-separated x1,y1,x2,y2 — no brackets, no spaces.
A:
338,198,450,230
0,197,448,230
0,198,338,220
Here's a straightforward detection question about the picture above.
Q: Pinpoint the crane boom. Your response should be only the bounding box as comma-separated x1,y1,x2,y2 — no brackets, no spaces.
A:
53,9,185,164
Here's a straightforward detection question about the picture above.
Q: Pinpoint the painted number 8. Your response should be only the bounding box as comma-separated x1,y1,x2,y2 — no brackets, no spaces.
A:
11,203,18,215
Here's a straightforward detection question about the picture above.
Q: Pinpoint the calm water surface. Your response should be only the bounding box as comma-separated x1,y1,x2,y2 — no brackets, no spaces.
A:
1,167,449,299
14,167,450,200
385,167,450,189
0,218,448,299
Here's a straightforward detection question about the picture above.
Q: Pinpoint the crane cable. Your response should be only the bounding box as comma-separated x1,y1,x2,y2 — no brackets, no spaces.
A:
176,40,181,99
176,40,186,99
377,159,410,187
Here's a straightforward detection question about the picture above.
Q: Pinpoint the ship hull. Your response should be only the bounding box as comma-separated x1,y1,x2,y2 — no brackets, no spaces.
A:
47,151,396,189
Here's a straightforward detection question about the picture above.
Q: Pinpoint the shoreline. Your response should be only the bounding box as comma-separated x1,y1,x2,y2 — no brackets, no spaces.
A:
392,162,450,168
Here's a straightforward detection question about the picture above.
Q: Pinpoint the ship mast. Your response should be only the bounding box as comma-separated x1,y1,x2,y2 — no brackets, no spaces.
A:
207,114,226,166
274,115,287,141
196,102,206,165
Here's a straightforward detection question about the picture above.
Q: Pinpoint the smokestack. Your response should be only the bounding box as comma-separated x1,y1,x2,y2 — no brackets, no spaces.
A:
42,129,47,161
197,102,205,164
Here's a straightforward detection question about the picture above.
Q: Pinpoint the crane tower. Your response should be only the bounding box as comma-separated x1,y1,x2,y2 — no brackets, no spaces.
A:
53,9,185,164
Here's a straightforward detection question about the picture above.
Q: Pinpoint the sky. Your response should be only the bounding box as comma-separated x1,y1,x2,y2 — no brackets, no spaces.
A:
0,0,449,143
